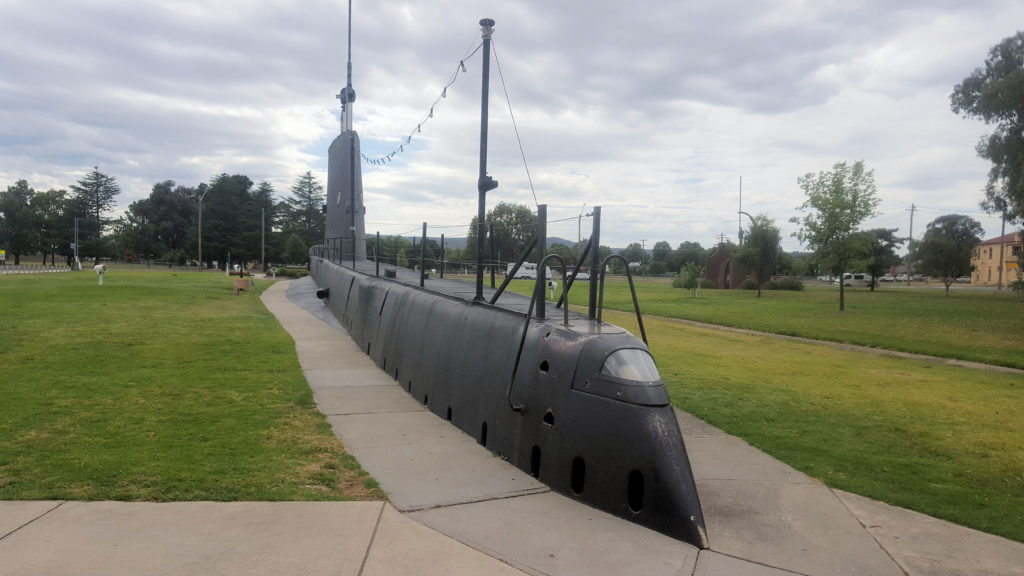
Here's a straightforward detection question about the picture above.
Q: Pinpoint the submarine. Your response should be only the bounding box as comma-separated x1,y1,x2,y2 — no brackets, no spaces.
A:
310,15,707,548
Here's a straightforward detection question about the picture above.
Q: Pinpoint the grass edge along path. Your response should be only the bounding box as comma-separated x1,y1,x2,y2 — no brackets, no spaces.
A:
599,308,1024,544
0,271,383,502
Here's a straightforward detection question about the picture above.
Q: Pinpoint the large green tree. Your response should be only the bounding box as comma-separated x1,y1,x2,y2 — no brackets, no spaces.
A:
791,161,880,311
465,202,537,266
951,32,1024,222
282,171,325,248
126,181,196,259
915,214,984,295
860,228,905,291
735,214,781,297
31,188,75,266
0,180,37,264
202,174,256,268
69,168,120,264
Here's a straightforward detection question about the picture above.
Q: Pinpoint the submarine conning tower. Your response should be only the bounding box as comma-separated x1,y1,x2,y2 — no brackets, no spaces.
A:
325,27,366,261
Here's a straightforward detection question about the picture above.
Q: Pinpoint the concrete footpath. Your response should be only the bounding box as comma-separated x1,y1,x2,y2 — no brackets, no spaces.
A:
2,277,1022,576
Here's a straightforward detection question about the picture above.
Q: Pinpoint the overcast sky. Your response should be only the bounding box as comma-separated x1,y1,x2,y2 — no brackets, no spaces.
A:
2,0,1022,252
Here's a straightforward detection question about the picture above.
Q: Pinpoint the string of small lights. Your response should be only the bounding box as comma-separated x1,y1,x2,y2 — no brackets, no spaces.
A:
360,39,482,166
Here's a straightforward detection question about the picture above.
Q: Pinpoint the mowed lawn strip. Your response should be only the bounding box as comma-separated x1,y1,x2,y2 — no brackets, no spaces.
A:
599,308,1024,544
551,279,1024,369
0,271,383,501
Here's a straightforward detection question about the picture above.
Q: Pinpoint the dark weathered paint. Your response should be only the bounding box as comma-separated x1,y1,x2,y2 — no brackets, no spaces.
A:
311,257,707,547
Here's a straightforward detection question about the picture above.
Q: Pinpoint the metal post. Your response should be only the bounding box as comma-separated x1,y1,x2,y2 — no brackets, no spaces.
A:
197,194,204,267
351,228,356,269
73,217,79,270
588,207,601,318
420,222,427,287
489,223,496,288
536,204,547,320
261,208,265,272
475,18,498,301
440,234,445,278
376,231,380,277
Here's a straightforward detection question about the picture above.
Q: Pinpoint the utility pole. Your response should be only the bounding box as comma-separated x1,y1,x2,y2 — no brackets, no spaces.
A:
640,239,647,276
906,203,916,282
260,207,265,272
737,176,743,245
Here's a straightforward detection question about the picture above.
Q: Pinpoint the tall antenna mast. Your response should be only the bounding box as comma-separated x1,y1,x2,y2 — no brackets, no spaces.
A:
336,0,356,132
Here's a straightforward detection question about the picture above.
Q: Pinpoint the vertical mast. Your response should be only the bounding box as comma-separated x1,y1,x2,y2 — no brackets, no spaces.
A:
475,18,498,300
337,0,356,132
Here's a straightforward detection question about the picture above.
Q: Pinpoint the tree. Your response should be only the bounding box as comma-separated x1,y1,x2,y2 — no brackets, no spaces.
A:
283,233,308,265
465,202,537,266
951,32,1024,222
69,167,120,264
792,161,880,311
915,214,984,295
735,214,781,297
31,188,74,266
620,242,645,274
546,242,575,271
672,241,705,273
128,181,196,258
860,228,904,291
282,171,325,248
0,180,38,264
652,241,672,263
674,262,705,296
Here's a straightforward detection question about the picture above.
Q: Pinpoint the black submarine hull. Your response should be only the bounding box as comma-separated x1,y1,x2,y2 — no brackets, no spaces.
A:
311,255,708,548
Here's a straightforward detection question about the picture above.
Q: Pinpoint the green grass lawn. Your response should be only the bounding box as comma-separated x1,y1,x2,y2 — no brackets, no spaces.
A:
526,278,1024,369
0,271,382,501
489,276,1024,540
602,307,1024,543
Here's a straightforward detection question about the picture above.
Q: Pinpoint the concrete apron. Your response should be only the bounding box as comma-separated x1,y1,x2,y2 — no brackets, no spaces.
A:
267,278,1024,576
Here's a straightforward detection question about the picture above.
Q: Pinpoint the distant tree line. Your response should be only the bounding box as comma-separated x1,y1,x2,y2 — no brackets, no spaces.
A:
0,169,326,268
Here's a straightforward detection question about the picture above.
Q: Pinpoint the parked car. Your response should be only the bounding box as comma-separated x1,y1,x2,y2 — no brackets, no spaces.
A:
880,274,895,282
896,273,909,282
955,276,971,283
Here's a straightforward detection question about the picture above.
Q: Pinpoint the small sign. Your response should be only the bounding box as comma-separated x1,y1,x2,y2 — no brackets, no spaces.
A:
0,249,5,262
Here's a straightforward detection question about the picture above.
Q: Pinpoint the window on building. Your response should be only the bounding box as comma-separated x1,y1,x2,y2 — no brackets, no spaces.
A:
988,269,992,281
989,247,993,258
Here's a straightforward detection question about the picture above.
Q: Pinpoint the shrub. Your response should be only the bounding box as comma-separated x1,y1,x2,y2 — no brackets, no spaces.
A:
740,279,759,290
764,278,806,291
274,267,309,278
